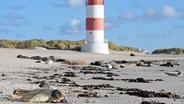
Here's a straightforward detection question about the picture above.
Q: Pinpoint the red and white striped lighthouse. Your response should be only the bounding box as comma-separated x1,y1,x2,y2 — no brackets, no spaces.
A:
81,0,109,54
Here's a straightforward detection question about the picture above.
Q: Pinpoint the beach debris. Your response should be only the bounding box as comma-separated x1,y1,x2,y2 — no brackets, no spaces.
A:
1,73,7,77
140,60,152,64
45,59,54,64
17,55,30,59
120,64,126,68
50,77,78,86
56,58,66,62
172,62,180,66
30,56,42,60
155,79,163,81
64,72,77,77
81,84,114,90
106,72,119,77
78,91,100,98
49,74,63,79
92,77,115,81
35,58,54,64
91,77,162,83
136,62,151,67
80,70,119,77
37,56,55,64
117,87,181,99
63,60,87,65
80,66,107,71
74,84,181,99
106,64,113,69
49,80,79,87
91,61,118,69
160,62,174,67
54,78,79,86
27,79,32,81
113,60,128,64
130,53,135,56
48,56,56,62
108,62,118,69
140,101,165,104
39,81,50,89
128,78,150,83
35,60,45,64
31,73,63,80
164,70,183,76
91,60,105,66
136,60,151,67
17,55,56,64
61,77,71,83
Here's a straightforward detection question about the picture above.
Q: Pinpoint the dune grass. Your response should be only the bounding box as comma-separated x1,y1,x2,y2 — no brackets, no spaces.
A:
1,39,183,54
152,48,184,54
0,39,141,52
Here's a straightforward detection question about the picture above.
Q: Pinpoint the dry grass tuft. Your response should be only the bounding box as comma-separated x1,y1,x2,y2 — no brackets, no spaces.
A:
63,60,88,65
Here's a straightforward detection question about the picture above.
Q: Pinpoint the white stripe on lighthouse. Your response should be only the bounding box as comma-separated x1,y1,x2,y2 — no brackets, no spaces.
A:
86,30,104,43
86,5,104,18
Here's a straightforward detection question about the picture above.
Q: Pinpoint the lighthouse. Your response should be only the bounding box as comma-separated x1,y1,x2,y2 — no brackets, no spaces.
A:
81,0,109,54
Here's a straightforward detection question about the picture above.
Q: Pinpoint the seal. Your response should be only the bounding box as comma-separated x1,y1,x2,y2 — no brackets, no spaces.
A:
8,89,64,103
165,70,183,76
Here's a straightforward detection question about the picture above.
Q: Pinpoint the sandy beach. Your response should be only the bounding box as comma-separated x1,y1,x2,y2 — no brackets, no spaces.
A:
0,48,184,104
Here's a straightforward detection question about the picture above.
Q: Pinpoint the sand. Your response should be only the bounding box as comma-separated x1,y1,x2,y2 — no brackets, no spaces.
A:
0,48,184,104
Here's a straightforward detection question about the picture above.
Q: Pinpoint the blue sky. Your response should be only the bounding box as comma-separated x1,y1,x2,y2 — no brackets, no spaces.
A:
0,0,184,52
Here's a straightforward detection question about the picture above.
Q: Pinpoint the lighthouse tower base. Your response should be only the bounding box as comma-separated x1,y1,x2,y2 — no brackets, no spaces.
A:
81,42,109,54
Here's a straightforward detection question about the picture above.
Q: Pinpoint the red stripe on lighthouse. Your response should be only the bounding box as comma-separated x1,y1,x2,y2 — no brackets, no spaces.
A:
86,18,104,30
86,0,104,5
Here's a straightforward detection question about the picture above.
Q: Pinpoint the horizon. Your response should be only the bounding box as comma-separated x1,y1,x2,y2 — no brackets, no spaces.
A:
0,0,184,52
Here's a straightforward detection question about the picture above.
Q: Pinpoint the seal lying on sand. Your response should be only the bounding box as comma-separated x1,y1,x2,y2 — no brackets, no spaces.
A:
9,88,88,103
165,70,183,76
8,89,65,103
7,80,88,103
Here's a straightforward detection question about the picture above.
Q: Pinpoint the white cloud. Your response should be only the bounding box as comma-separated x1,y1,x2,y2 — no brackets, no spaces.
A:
120,12,134,21
59,18,84,35
137,30,173,39
104,22,113,30
144,8,156,17
69,18,81,33
105,16,120,30
0,12,26,26
136,5,183,22
67,0,84,7
52,0,84,8
161,5,181,18
139,8,160,22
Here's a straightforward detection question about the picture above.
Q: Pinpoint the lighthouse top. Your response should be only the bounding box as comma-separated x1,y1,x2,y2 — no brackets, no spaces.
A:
86,0,104,5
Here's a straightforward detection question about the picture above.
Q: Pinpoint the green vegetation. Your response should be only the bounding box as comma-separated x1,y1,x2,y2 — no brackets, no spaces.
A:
0,40,19,48
152,48,184,54
0,39,47,49
108,42,140,52
0,39,140,52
